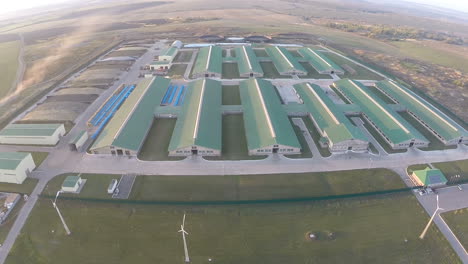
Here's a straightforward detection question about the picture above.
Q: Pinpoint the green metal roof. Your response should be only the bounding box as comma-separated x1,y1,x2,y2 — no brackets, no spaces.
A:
413,167,447,186
0,123,63,137
298,48,344,73
90,77,171,151
333,79,427,145
294,82,367,144
239,78,301,150
62,175,80,188
0,152,31,170
192,46,222,76
376,80,468,142
235,46,263,75
265,46,306,74
161,46,178,57
168,79,222,151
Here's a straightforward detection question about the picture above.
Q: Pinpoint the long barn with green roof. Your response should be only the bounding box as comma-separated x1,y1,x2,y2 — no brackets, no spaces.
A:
235,46,264,77
265,46,306,76
375,80,468,145
90,76,171,156
333,79,428,149
192,46,222,78
294,82,368,152
240,78,301,155
168,79,222,156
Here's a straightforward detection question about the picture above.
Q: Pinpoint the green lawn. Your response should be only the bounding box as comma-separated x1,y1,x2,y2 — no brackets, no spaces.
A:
324,52,385,80
173,51,193,63
6,193,460,264
442,208,468,250
299,62,332,79
0,178,38,194
130,167,405,201
0,41,20,100
432,159,468,185
167,64,187,78
284,118,312,159
205,114,266,161
398,112,457,151
138,118,184,161
222,85,241,105
260,62,291,78
222,63,241,79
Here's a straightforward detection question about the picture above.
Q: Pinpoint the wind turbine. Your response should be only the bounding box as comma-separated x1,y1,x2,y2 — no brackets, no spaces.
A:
419,194,444,239
178,214,190,263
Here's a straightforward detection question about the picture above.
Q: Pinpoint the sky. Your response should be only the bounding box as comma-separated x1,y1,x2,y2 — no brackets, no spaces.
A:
0,0,468,15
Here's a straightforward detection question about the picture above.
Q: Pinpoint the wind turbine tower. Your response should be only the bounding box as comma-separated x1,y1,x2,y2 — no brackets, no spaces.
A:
178,214,190,263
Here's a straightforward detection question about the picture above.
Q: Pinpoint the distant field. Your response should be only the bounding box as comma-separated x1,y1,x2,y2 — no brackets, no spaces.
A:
7,193,459,264
392,41,468,73
0,40,20,99
138,118,184,161
324,52,384,80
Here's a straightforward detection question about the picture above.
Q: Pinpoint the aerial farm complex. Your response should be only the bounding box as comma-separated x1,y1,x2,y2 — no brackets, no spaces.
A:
1,40,467,161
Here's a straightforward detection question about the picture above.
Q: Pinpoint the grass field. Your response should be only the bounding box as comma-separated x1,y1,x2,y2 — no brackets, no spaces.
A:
205,115,266,161
222,63,241,79
167,64,187,78
298,62,332,79
392,41,468,73
222,85,241,105
284,118,312,159
324,52,385,80
6,193,460,264
138,118,185,161
432,159,468,185
0,41,20,100
398,112,457,151
0,178,38,194
260,62,290,79
442,208,468,250
173,51,193,63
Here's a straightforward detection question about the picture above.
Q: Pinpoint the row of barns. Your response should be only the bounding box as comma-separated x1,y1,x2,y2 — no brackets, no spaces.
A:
86,76,467,157
191,45,344,78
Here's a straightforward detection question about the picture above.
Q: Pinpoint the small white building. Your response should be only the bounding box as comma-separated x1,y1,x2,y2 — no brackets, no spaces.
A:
61,175,83,193
0,123,65,146
0,152,36,184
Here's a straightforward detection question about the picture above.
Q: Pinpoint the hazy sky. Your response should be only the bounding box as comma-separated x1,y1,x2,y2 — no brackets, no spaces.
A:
1,0,468,15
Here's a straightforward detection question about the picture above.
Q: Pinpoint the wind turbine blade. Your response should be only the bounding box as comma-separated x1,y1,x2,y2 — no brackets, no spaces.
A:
182,214,186,226
184,230,188,235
